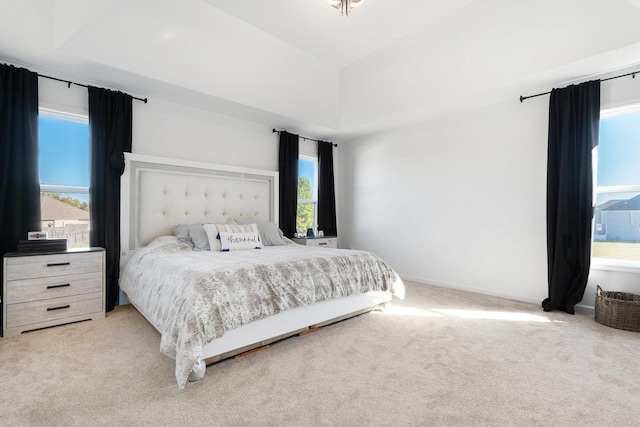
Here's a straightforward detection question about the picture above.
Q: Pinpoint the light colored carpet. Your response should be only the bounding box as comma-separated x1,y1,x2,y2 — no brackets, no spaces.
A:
1,281,639,426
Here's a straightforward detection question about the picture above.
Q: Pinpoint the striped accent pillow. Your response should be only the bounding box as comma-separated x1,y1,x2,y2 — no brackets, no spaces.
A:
204,223,260,251
218,231,262,251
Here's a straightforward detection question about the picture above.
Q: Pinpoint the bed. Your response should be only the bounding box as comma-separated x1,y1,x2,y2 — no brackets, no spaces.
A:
119,154,404,388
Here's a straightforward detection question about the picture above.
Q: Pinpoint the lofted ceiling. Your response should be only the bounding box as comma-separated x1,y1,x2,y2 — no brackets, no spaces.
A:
3,0,640,141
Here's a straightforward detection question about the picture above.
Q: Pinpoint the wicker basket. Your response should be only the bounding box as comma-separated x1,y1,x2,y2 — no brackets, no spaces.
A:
594,284,640,332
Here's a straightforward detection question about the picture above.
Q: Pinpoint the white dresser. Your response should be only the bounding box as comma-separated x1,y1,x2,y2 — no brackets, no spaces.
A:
2,248,105,337
291,236,338,249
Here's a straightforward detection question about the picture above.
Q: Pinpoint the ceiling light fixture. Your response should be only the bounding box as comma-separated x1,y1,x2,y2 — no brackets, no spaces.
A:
327,0,365,16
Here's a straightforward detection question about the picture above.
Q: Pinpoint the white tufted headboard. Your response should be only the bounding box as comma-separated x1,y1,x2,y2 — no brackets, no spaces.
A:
120,153,278,263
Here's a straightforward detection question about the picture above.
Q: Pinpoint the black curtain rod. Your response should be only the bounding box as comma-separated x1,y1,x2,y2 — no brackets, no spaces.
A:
38,73,148,103
519,70,640,103
272,128,337,147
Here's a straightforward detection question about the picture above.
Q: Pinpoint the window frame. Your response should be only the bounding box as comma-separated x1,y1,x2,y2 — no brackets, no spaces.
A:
591,103,640,272
297,155,318,235
38,108,91,247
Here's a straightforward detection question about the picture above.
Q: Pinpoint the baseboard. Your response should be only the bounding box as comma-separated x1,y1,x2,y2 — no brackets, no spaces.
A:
574,303,595,314
400,274,596,312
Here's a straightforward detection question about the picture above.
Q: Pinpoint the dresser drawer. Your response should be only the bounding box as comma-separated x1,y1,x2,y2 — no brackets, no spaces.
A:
304,237,338,248
5,251,103,281
6,292,103,329
6,272,103,304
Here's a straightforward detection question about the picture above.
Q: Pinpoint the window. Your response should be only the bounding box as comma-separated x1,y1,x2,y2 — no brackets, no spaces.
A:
592,105,640,264
38,109,90,248
297,156,318,235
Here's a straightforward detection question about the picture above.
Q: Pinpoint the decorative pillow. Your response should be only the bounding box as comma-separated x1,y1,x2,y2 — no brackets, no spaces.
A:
233,219,286,246
218,231,262,251
204,223,260,251
203,224,222,251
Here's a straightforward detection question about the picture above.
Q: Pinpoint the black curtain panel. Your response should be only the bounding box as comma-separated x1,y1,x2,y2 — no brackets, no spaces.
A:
278,131,299,238
317,141,337,237
0,64,41,335
88,86,132,312
543,80,601,314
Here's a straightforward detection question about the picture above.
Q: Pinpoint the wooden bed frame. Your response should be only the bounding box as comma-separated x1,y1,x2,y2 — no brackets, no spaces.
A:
120,153,391,381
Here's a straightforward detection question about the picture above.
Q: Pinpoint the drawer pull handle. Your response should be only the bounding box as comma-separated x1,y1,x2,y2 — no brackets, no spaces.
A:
319,242,328,245
47,283,71,289
47,305,70,312
47,262,70,267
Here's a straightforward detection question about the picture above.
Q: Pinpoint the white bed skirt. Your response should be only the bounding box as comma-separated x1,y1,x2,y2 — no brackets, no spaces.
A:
126,289,392,366
199,290,392,363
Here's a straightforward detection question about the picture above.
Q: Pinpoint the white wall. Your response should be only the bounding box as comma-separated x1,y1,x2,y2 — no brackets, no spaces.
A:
39,77,88,116
338,98,549,305
338,68,640,310
132,98,277,171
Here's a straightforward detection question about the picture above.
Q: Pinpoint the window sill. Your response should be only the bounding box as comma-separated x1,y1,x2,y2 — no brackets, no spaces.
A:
591,258,640,273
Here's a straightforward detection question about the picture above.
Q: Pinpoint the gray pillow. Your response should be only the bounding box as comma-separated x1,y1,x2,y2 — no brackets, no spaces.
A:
173,224,209,250
189,225,210,251
234,218,286,246
173,224,195,249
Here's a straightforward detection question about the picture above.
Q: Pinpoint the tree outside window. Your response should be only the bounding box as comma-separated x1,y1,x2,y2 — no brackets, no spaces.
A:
297,157,317,235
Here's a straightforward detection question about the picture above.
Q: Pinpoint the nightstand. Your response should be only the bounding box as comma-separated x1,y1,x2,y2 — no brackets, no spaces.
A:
2,247,105,337
291,236,338,249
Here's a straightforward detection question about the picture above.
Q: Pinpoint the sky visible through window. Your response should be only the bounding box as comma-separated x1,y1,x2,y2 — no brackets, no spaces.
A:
596,111,640,204
39,115,90,202
298,158,315,195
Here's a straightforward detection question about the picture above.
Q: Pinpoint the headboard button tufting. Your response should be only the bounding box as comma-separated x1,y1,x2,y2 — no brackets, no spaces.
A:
129,159,275,249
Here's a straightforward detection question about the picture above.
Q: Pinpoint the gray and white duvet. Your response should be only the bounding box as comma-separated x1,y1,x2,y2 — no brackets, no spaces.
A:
119,236,404,388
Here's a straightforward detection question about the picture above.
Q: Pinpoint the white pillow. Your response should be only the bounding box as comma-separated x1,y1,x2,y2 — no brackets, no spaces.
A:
204,223,260,251
219,231,262,251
